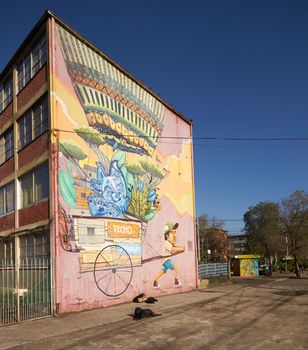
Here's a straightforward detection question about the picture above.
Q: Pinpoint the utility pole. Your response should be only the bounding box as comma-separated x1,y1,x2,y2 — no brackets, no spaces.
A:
285,235,288,274
196,217,201,262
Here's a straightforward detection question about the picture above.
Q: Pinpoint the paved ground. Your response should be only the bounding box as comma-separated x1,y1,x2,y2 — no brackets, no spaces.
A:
1,275,308,349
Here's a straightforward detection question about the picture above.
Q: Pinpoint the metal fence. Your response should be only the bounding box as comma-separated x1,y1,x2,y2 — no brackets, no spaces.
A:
0,257,52,325
198,262,228,279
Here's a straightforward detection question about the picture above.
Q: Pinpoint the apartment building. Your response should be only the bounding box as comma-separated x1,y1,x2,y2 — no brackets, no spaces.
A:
0,11,196,324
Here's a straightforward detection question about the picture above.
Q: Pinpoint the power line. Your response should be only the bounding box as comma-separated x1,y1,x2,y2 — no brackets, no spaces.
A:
53,128,308,141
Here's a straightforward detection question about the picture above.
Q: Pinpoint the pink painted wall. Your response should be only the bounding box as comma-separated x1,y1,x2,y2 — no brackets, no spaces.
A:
50,19,197,313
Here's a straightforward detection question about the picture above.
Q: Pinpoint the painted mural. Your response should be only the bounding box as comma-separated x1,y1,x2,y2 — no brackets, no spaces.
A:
240,259,259,277
153,222,185,287
52,22,195,308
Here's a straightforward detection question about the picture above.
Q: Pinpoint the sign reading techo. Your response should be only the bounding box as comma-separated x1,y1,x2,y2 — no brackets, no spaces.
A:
107,221,140,238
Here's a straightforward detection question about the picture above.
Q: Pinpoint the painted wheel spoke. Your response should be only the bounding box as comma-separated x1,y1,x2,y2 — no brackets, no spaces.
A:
105,273,113,294
117,272,128,287
94,245,133,297
96,271,113,284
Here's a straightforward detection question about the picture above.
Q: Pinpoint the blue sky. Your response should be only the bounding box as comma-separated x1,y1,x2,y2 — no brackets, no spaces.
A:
1,0,308,233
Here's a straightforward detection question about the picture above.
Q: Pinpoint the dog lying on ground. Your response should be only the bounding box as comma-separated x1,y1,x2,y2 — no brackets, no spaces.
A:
145,297,158,304
133,307,161,320
132,293,146,303
132,294,158,304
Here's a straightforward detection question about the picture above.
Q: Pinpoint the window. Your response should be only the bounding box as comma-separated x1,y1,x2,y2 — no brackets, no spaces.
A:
87,227,95,236
20,231,50,259
0,182,15,216
18,96,48,149
0,238,15,263
0,76,13,113
33,97,48,138
32,36,47,76
20,162,49,208
18,110,32,148
0,128,14,163
17,35,47,92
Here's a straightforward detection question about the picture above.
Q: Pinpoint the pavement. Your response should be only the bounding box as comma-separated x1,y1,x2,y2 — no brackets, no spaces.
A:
1,273,307,350
0,281,231,350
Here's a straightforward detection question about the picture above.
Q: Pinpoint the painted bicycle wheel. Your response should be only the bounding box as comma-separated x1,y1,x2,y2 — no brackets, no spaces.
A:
94,245,133,297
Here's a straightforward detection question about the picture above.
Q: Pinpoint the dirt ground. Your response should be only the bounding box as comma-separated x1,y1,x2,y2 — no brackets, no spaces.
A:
7,276,308,350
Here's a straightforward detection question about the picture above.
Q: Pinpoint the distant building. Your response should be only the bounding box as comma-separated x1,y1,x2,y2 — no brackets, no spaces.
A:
228,234,248,258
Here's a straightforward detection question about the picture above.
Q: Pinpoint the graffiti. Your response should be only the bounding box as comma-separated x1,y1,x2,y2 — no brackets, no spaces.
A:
58,207,79,252
153,223,185,287
88,161,128,218
94,244,133,297
56,25,166,158
240,258,259,277
58,163,77,209
53,23,195,304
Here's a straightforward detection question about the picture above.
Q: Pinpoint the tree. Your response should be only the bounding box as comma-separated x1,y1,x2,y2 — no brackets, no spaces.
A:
74,127,109,172
197,214,226,262
140,159,164,190
279,190,308,278
58,140,87,161
197,215,208,262
244,202,283,275
206,228,228,262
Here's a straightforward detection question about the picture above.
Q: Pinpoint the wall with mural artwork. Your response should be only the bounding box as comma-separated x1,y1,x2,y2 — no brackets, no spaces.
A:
240,259,259,277
51,20,196,312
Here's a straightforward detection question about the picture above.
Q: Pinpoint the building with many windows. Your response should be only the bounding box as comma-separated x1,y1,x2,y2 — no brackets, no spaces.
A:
0,11,196,324
228,234,248,258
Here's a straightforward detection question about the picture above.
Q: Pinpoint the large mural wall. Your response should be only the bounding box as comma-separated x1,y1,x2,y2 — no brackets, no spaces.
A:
51,22,196,312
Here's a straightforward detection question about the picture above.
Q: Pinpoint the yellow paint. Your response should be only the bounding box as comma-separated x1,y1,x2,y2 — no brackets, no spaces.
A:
158,142,194,216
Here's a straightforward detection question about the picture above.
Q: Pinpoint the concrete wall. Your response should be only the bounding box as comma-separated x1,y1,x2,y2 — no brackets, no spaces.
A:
50,20,197,313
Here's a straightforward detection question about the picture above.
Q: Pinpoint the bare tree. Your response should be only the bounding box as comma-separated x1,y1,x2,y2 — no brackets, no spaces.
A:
279,190,308,278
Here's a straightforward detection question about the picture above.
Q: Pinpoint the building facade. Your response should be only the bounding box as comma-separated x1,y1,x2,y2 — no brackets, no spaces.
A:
0,12,196,323
228,234,248,258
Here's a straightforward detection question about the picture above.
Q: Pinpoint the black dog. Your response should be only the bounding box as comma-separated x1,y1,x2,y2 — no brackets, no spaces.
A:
145,297,158,304
133,307,161,320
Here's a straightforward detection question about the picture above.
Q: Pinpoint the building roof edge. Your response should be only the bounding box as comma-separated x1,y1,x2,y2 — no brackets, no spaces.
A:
0,10,192,126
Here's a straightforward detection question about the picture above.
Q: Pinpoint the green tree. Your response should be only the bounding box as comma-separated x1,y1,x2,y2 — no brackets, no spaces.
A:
58,140,87,161
279,190,308,278
126,162,146,177
74,127,109,172
140,159,164,190
244,202,283,275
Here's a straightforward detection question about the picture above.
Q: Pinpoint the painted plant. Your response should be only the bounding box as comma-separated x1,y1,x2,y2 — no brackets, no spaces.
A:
56,24,167,223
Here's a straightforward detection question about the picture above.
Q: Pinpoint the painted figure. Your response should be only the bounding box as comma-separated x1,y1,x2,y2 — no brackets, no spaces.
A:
153,223,185,287
88,160,128,218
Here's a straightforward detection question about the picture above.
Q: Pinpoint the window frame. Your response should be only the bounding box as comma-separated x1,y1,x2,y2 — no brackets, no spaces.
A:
0,76,13,113
0,128,14,163
18,95,48,150
0,238,15,263
19,231,50,259
0,181,15,216
20,162,49,208
17,35,47,93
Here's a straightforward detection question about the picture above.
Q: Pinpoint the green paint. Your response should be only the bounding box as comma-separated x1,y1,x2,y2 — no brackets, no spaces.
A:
59,169,76,208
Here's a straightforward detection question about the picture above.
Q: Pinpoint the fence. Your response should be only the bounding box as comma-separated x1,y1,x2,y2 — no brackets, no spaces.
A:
198,262,228,279
0,257,52,325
